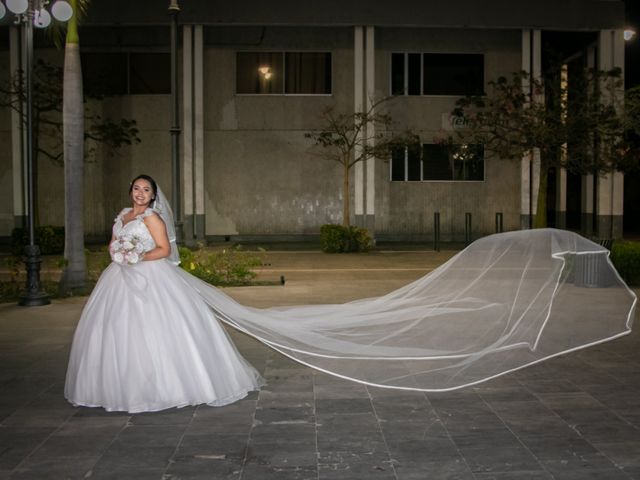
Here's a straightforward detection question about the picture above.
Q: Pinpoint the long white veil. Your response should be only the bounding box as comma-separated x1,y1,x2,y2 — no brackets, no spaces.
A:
152,187,180,265
170,228,635,392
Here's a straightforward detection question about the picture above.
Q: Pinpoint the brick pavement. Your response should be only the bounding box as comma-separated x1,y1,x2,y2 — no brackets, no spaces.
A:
0,249,638,479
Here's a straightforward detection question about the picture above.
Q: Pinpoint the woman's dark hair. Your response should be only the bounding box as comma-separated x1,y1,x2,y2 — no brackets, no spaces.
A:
129,174,158,203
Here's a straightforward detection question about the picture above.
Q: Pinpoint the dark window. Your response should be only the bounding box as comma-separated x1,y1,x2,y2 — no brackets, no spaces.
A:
237,52,331,94
422,144,452,180
391,53,421,96
285,52,331,94
391,145,422,181
391,52,484,96
408,53,421,95
82,52,170,95
391,53,405,95
130,53,171,94
82,52,127,96
423,53,484,96
407,145,421,181
391,147,406,181
423,143,484,181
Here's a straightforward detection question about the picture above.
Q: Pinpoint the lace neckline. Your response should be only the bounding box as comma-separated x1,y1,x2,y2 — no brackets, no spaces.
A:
119,208,153,227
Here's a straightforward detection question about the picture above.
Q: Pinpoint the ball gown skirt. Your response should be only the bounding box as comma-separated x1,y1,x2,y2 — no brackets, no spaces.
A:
64,258,264,413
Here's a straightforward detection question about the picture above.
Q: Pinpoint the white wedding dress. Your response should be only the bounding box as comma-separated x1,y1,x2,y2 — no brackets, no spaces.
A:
66,205,636,412
64,208,264,413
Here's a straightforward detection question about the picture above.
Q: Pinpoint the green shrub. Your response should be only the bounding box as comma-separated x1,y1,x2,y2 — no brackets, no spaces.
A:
320,224,372,253
11,226,65,255
610,241,640,286
179,245,262,286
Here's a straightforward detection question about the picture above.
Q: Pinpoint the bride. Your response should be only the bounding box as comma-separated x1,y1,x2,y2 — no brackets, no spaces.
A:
66,174,636,413
64,175,264,413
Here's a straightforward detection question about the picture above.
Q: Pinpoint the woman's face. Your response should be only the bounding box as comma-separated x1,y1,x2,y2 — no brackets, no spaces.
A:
130,179,154,207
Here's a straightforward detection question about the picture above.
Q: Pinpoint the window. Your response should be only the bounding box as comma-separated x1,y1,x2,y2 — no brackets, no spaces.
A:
391,53,484,96
391,53,420,95
236,52,331,94
423,144,484,181
129,53,171,94
236,52,283,94
82,52,171,95
82,53,127,96
390,145,422,181
391,144,484,182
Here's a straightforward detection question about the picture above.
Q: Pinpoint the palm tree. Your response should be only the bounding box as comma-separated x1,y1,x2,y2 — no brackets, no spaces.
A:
59,0,87,294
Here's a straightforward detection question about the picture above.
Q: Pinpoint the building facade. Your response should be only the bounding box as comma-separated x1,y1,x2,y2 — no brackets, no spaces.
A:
0,0,627,244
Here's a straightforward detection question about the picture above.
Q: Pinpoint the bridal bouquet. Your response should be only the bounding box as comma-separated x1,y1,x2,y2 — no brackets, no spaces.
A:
110,235,146,265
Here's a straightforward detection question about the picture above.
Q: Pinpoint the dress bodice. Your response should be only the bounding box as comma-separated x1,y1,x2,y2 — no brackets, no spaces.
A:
113,208,157,252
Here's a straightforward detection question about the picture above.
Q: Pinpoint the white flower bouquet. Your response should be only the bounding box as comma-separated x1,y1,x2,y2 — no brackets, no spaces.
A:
110,235,146,265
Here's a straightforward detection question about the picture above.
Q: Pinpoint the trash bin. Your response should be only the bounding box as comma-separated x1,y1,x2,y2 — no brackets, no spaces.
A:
573,253,613,288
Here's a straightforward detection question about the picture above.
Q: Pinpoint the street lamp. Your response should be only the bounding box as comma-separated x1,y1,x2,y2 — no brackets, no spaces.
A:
624,29,636,42
0,0,73,306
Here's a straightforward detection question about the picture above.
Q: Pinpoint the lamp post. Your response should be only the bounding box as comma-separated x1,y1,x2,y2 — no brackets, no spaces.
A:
1,0,73,306
169,0,183,244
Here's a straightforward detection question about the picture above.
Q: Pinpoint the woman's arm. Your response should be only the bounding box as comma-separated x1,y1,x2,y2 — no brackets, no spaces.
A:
143,214,171,261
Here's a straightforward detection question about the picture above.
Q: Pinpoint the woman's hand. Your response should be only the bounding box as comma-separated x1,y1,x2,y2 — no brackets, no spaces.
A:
143,213,171,261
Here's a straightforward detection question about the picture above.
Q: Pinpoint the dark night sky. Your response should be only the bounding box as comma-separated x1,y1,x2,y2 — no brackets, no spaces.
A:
626,0,640,87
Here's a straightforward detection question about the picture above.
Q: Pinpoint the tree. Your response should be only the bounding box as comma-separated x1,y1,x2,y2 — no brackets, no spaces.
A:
0,61,140,204
305,97,418,227
59,0,86,295
0,53,139,294
443,67,633,228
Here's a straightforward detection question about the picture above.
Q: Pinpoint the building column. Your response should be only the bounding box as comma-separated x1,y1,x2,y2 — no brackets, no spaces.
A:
555,64,568,229
10,26,25,229
581,45,597,236
364,26,376,232
353,25,376,232
596,29,624,239
182,25,205,245
581,174,595,235
353,26,364,228
555,168,567,229
520,29,541,229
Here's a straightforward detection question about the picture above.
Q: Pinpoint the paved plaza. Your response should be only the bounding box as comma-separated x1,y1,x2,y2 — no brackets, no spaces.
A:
0,248,639,479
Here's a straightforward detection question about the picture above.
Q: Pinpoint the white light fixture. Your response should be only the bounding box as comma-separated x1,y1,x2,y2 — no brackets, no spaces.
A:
0,2,6,20
624,29,636,41
258,66,273,80
6,0,28,14
51,0,73,21
33,8,51,28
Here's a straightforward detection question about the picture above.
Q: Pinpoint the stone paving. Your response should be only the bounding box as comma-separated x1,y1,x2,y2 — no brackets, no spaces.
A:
0,249,639,479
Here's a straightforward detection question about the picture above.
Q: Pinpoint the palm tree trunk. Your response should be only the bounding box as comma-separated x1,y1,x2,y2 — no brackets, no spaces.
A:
59,2,86,294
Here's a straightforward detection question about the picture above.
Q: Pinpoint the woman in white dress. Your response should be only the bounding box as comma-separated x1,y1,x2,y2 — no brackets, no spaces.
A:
64,175,264,413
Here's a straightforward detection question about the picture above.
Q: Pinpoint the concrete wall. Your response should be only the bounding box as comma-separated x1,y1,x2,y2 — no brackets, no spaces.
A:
201,27,352,236
375,28,522,240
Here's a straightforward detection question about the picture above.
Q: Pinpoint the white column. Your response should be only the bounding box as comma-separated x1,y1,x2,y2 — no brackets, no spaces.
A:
581,45,597,234
194,25,205,239
182,25,194,240
354,26,364,221
556,64,568,229
596,29,625,238
520,30,531,228
531,30,542,221
556,167,567,228
520,29,541,228
10,26,24,225
365,26,375,223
